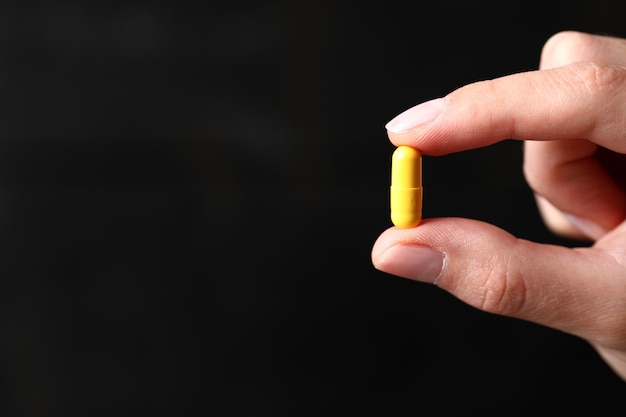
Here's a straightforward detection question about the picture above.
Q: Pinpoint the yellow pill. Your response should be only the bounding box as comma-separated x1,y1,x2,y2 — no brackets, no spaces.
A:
390,146,422,228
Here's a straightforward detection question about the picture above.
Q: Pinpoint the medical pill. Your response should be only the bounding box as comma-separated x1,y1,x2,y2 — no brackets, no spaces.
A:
390,146,422,228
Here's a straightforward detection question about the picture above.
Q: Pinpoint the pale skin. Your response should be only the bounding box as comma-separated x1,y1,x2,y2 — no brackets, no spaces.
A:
372,31,626,381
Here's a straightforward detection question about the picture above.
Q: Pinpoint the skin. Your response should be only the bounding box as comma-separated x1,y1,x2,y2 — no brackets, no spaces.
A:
372,31,626,381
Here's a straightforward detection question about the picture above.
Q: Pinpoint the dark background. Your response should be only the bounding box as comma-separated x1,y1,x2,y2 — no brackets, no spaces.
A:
0,1,625,416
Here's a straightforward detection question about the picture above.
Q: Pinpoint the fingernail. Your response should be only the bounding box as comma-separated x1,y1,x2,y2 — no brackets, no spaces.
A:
385,98,445,132
563,213,607,240
373,245,445,283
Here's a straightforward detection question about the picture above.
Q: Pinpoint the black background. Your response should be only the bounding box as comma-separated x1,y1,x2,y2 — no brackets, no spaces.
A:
0,1,625,416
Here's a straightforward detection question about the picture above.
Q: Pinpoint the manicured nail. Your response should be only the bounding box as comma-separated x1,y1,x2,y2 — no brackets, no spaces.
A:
373,244,445,283
385,98,445,132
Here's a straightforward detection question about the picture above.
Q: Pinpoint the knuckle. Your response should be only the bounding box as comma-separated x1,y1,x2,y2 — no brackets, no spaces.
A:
522,153,540,190
541,30,598,68
522,152,558,196
569,61,626,95
475,255,527,316
521,145,560,197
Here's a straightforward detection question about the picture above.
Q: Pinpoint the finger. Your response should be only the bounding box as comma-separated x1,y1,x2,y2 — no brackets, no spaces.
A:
524,137,626,240
528,143,626,240
384,62,626,155
371,218,626,346
527,31,626,239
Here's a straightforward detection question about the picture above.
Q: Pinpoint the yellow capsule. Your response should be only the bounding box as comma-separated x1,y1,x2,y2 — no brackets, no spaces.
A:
390,145,422,228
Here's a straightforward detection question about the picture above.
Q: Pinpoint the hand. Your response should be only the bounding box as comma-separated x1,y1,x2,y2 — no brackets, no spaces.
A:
372,31,626,381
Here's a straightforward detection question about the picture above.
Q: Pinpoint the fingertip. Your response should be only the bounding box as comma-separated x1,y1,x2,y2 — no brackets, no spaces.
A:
371,225,405,263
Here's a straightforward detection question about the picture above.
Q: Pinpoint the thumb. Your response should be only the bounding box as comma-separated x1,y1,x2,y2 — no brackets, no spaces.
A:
371,218,626,343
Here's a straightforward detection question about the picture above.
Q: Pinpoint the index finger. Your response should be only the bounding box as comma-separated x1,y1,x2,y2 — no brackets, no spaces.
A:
386,62,626,155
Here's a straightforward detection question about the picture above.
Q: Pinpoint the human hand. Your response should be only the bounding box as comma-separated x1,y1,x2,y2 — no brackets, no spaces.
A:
372,31,626,381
